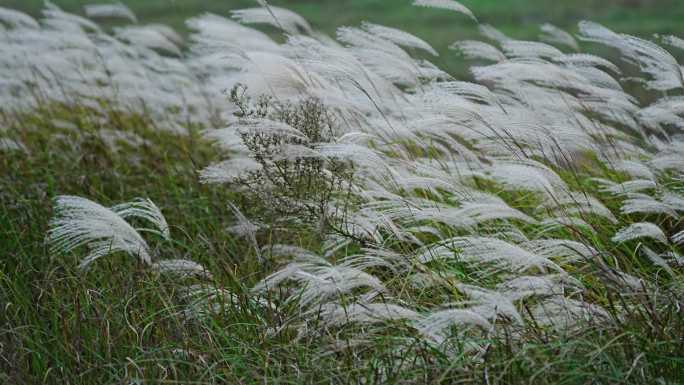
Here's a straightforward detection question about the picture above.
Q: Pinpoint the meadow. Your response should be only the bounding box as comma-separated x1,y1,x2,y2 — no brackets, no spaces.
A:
1,1,684,384
6,0,684,74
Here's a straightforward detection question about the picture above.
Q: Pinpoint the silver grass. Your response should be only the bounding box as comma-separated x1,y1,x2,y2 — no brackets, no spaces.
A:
199,158,262,184
346,47,420,87
472,60,590,90
151,259,211,278
252,262,386,307
95,130,150,153
661,34,684,51
0,7,39,29
637,96,684,131
271,144,323,162
449,40,506,62
598,179,657,195
362,22,438,56
433,81,498,104
336,26,413,63
338,250,403,273
317,143,394,181
262,244,325,264
523,239,598,263
414,308,492,344
408,271,448,289
543,191,618,224
319,302,420,327
231,6,312,35
486,160,566,196
501,40,564,59
612,222,668,244
650,153,684,173
111,198,170,240
48,196,152,269
456,284,523,324
181,284,254,319
186,13,279,54
0,138,27,152
540,23,579,51
202,127,247,152
640,246,676,276
418,237,563,274
43,5,102,33
532,297,610,330
614,160,656,181
478,24,510,43
367,197,536,230
620,193,679,218
412,0,477,21
234,118,308,141
551,53,622,75
578,21,683,91
147,24,184,46
115,26,182,56
538,217,595,234
84,3,138,23
497,275,581,301
673,230,684,245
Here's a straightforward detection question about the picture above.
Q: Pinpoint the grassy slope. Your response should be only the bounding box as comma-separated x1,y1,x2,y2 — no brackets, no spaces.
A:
3,108,682,384
2,1,684,384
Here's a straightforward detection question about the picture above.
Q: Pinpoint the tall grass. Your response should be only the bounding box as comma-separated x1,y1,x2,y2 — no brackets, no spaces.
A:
1,1,683,384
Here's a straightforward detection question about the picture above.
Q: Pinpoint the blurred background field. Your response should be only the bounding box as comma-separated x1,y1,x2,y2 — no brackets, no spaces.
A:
6,0,684,75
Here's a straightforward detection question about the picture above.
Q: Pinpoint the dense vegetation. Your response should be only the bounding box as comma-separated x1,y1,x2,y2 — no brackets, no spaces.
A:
1,1,684,384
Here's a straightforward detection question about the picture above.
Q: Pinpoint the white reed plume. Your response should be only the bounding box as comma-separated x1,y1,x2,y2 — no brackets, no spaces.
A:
48,196,157,269
449,40,506,62
84,3,138,23
497,275,582,301
231,6,312,35
412,0,477,21
115,26,182,56
598,179,657,195
639,246,675,276
418,237,563,274
112,198,170,240
414,308,492,345
614,160,656,181
151,259,211,279
502,40,564,59
362,22,438,56
578,21,683,91
199,158,262,184
532,296,610,330
0,7,39,29
522,239,598,263
540,23,579,51
0,138,27,152
319,302,420,327
479,24,510,43
612,222,669,244
456,284,523,324
620,194,679,218
252,262,386,307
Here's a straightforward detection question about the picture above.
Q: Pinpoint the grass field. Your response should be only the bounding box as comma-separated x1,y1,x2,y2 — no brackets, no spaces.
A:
2,1,684,384
6,0,684,75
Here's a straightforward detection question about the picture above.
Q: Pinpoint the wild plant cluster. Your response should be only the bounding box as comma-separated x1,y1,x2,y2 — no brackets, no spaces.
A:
2,0,684,382
213,84,356,229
